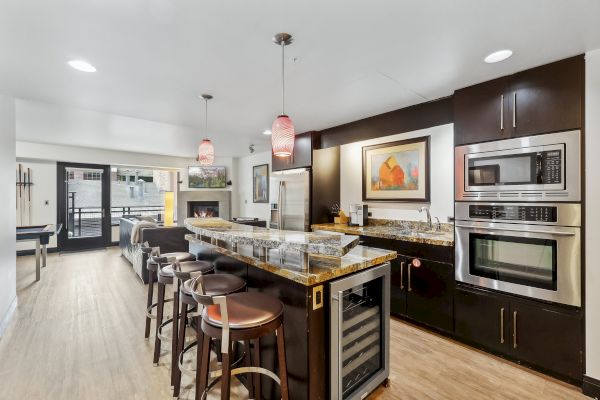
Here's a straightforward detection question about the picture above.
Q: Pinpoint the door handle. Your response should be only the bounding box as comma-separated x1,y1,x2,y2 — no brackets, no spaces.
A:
513,311,518,349
512,92,517,128
500,94,504,131
454,224,576,236
400,261,405,290
408,263,412,292
500,307,505,344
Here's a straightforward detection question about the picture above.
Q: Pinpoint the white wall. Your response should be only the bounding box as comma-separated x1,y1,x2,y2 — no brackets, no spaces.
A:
0,95,17,338
235,151,272,221
585,49,600,380
340,124,454,222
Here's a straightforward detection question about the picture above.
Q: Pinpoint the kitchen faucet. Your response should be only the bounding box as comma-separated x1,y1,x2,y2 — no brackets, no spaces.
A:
418,206,432,231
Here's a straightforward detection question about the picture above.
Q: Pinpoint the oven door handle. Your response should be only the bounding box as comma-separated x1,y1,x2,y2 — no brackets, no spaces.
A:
454,224,576,237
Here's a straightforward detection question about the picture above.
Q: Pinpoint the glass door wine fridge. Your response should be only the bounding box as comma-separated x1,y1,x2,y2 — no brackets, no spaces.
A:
330,262,390,400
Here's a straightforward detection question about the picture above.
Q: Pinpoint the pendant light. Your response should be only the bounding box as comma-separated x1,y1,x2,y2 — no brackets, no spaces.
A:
198,94,215,165
271,33,295,158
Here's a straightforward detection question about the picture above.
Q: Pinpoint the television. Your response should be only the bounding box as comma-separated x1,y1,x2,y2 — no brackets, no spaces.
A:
188,166,227,189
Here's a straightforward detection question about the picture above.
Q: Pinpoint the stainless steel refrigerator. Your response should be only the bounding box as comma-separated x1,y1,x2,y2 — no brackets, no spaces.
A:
269,168,310,231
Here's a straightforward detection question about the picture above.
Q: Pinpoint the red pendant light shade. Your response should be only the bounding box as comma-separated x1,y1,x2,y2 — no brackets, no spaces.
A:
271,114,295,157
198,139,214,165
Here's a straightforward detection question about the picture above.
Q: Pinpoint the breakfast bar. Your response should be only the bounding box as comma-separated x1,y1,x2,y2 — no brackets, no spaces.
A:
184,218,397,400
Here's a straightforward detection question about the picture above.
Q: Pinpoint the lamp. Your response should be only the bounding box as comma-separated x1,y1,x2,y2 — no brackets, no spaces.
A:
198,94,215,165
164,191,175,226
271,33,296,158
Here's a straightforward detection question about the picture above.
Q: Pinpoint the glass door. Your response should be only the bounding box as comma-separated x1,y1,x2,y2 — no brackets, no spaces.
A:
57,162,111,251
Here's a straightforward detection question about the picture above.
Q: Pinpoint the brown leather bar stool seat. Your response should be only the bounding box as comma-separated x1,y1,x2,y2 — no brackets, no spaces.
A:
172,274,247,397
192,282,289,400
144,249,196,339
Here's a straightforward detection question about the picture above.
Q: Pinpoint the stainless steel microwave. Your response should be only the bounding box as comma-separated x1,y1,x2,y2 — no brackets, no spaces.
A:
455,130,581,202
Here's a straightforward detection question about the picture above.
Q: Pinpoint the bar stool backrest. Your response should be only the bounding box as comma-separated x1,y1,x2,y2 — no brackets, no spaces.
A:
190,276,230,354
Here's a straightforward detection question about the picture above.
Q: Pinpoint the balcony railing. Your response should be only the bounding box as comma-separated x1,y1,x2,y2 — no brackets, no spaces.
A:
68,205,165,238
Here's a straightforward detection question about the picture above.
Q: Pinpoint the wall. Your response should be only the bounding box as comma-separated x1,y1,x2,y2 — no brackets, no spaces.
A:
585,49,600,382
235,151,272,221
340,124,454,222
0,95,17,338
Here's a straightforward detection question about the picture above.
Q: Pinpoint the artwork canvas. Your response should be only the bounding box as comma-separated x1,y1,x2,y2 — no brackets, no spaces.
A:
362,136,430,202
188,166,227,188
253,164,269,203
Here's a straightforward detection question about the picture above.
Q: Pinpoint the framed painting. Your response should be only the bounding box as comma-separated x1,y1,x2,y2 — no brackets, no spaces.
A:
253,164,269,203
362,136,430,202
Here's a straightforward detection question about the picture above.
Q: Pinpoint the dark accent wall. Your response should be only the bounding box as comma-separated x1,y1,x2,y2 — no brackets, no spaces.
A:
319,96,453,149
311,146,341,224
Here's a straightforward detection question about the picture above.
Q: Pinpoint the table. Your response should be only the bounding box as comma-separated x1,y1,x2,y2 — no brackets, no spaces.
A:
16,224,62,281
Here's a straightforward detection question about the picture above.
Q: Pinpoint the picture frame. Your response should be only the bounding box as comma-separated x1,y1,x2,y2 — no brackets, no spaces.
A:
253,164,269,203
188,166,227,189
362,136,430,202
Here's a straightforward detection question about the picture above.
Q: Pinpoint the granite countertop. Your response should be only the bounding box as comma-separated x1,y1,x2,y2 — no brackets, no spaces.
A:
311,219,454,247
186,234,397,286
185,218,360,257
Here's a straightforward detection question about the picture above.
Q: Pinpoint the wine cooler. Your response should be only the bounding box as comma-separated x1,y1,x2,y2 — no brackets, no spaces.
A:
330,262,390,400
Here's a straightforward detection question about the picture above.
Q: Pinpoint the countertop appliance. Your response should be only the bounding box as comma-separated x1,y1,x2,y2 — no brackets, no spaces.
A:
330,262,390,400
348,203,368,227
455,130,581,202
455,202,581,307
269,168,310,231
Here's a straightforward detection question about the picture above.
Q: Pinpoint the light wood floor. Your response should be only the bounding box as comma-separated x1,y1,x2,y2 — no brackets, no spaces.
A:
0,248,587,400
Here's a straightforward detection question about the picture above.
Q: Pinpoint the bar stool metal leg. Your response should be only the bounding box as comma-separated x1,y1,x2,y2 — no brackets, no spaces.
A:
153,282,165,365
145,268,155,339
171,279,180,388
173,299,188,397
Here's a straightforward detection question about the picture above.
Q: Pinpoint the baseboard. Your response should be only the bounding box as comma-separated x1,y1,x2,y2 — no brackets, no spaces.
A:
583,376,600,399
0,296,18,339
17,247,59,257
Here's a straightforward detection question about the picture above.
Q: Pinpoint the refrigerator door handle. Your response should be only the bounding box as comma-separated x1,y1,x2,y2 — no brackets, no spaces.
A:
278,181,284,230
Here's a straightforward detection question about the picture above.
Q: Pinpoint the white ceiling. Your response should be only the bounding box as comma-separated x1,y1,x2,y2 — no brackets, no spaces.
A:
2,0,600,158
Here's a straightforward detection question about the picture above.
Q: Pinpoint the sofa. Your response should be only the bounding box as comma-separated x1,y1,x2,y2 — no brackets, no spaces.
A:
119,216,191,283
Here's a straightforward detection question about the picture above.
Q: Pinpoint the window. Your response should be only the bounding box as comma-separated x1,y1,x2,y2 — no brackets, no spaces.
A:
67,171,75,180
83,172,102,181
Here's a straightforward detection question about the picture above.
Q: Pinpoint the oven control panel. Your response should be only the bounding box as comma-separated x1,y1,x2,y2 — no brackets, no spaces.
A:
469,205,557,222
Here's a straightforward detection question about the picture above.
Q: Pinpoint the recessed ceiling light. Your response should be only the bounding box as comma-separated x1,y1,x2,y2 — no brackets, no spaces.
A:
68,60,97,72
484,50,513,64
263,130,272,135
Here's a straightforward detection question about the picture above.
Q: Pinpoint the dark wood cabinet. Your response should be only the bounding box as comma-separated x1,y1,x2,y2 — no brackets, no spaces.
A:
272,131,320,172
405,257,454,333
311,146,340,225
454,76,510,146
509,298,582,381
509,56,583,138
389,256,407,316
454,55,583,146
455,285,583,382
455,286,510,354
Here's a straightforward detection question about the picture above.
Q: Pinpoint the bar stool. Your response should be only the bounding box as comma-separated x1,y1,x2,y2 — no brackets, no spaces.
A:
153,257,203,366
143,247,196,340
190,278,289,400
172,273,247,398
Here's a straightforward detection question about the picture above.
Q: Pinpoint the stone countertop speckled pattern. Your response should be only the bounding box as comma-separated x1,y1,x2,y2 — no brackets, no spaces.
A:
185,218,360,257
311,221,454,247
186,234,397,286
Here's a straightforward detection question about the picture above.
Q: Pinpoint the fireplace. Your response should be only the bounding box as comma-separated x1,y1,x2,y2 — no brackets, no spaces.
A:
188,201,219,218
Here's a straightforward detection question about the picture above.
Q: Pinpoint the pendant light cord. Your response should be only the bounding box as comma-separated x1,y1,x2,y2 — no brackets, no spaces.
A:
281,41,285,115
204,98,208,136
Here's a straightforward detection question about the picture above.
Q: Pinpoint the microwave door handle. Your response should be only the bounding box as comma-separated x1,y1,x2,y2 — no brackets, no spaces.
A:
454,224,575,236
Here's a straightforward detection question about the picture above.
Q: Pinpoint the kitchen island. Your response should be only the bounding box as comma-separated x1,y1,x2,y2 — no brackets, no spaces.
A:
184,218,397,400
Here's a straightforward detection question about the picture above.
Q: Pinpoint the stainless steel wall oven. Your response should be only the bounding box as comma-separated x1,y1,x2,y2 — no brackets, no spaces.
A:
455,202,581,307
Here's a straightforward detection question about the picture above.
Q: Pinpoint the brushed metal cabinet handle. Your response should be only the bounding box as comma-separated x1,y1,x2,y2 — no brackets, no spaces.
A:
400,261,405,290
512,92,517,128
500,307,505,344
408,263,412,292
500,95,504,131
513,310,518,349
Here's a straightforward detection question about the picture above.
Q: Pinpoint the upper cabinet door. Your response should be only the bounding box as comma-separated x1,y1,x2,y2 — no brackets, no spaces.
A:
454,76,510,146
509,55,583,138
272,131,320,171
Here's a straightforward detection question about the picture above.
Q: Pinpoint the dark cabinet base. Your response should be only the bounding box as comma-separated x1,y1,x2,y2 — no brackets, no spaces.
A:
454,284,583,384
